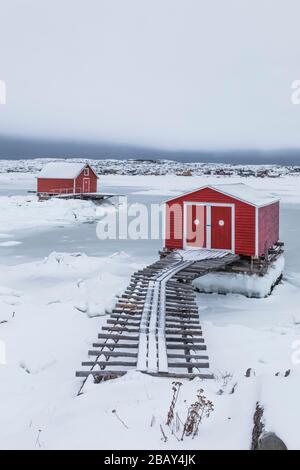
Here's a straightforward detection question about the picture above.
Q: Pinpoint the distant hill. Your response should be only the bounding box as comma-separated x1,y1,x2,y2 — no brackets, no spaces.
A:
0,135,300,164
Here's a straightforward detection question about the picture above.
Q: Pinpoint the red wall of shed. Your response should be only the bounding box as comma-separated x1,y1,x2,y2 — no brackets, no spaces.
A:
75,168,97,193
37,178,74,194
165,187,256,256
258,202,279,256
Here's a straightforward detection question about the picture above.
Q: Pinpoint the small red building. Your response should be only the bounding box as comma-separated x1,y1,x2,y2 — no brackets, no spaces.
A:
37,162,98,195
164,183,280,258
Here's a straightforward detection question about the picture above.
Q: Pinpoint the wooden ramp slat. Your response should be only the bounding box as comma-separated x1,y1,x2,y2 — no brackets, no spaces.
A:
92,342,139,349
166,344,207,350
88,350,138,358
166,337,205,343
76,370,127,378
167,353,209,360
98,334,140,341
168,362,210,369
102,326,140,333
165,329,203,336
82,361,137,367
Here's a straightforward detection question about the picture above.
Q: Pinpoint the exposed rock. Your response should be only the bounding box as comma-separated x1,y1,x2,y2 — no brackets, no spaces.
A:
251,402,264,450
258,432,288,450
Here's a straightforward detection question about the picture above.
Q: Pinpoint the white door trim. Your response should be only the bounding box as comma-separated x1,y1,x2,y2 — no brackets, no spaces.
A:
255,206,259,257
206,206,211,249
183,202,235,253
83,178,90,193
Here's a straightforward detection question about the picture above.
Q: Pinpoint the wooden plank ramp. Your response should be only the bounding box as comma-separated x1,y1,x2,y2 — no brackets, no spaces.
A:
76,249,238,387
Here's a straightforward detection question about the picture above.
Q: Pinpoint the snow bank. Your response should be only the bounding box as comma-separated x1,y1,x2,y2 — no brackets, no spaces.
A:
0,195,114,233
2,250,139,314
193,256,285,298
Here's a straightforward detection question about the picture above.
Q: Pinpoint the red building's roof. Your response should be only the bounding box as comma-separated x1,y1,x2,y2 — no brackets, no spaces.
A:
165,183,279,207
38,162,98,179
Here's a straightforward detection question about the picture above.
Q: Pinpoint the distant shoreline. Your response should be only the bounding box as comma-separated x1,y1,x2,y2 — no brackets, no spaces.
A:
1,136,300,164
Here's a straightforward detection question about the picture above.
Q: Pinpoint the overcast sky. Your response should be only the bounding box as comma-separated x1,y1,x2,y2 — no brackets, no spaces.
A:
0,0,300,150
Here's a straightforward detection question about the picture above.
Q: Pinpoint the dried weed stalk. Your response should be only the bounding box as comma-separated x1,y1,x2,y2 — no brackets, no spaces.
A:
166,381,182,426
181,388,214,440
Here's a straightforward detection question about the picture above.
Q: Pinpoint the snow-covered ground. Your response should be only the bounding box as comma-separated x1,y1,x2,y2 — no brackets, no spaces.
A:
0,165,300,449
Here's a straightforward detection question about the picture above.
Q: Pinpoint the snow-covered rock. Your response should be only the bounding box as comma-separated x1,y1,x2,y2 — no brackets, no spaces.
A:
193,255,285,298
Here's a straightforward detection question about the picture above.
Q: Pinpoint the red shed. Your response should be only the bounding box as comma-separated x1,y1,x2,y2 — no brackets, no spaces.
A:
164,183,280,258
37,162,98,195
